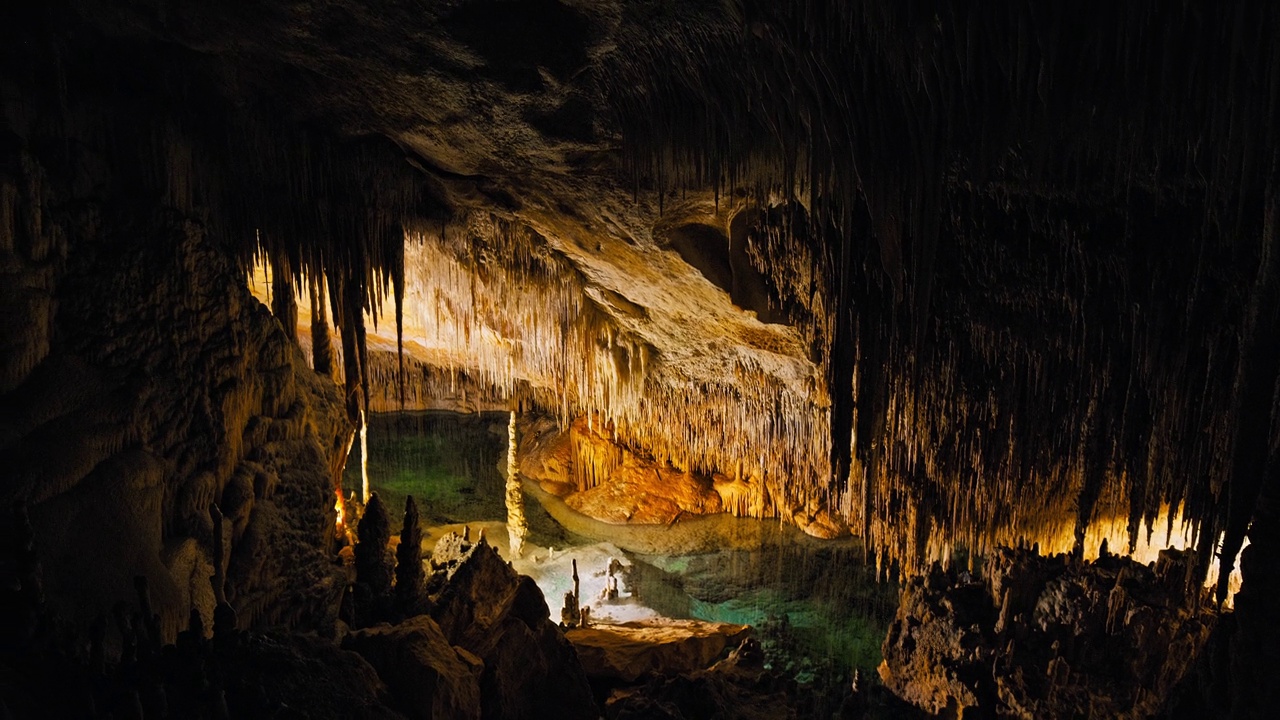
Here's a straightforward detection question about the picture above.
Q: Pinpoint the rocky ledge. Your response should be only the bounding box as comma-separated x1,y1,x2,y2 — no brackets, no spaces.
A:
566,619,750,683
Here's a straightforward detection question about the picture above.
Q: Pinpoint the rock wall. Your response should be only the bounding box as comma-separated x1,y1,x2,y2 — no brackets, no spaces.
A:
0,136,352,640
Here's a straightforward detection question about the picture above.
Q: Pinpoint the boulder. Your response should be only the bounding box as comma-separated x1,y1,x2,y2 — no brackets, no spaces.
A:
566,619,749,682
878,549,1216,718
345,616,483,720
429,534,597,720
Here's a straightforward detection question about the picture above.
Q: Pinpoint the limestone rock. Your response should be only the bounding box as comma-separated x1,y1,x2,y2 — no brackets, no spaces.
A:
565,461,723,525
602,638,797,720
0,173,352,640
516,415,576,496
879,548,1215,718
566,619,749,682
429,535,597,720
345,616,483,720
215,632,403,720
520,416,724,524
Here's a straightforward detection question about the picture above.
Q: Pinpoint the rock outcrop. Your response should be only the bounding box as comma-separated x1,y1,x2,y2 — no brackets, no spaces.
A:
428,533,598,720
0,130,352,639
345,616,484,720
212,632,403,720
567,619,749,683
603,639,799,720
0,521,403,720
879,547,1215,718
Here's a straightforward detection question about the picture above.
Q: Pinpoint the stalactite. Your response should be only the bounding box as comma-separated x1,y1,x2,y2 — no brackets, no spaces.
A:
149,0,1280,586
209,503,227,605
570,419,625,492
394,246,406,407
270,251,298,345
309,276,335,380
1218,179,1280,602
386,214,834,522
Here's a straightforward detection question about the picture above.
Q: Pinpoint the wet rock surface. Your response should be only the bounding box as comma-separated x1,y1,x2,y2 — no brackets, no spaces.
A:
879,547,1215,718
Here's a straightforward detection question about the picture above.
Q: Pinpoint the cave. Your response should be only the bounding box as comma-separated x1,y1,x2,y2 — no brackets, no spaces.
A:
2,1,1278,718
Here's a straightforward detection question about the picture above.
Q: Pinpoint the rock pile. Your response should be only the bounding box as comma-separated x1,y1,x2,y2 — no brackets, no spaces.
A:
879,547,1215,718
348,532,596,720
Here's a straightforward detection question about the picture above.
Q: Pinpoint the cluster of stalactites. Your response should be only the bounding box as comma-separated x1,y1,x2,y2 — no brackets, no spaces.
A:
91,82,447,438
396,214,836,514
7,32,438,439
599,0,1280,582
837,187,1274,589
569,417,626,493
254,207,839,522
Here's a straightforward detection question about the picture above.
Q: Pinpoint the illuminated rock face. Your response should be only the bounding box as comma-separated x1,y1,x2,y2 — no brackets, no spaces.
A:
519,415,723,524
512,414,850,538
256,210,833,530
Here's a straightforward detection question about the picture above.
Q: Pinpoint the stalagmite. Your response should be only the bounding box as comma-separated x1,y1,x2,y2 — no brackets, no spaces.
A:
394,496,425,612
359,407,370,504
506,409,528,558
355,493,393,597
560,558,583,627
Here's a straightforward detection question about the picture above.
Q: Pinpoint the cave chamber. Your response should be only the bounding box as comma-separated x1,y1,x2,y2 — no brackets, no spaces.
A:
2,1,1279,718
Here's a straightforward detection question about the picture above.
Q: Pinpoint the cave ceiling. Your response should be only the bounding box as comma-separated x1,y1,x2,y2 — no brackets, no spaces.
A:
7,0,1280,587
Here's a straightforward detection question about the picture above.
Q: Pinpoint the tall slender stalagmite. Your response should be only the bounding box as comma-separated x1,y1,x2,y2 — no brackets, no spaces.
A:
506,409,528,558
359,408,370,504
